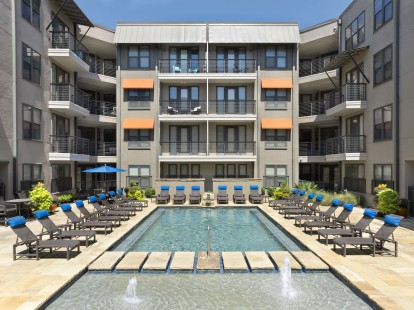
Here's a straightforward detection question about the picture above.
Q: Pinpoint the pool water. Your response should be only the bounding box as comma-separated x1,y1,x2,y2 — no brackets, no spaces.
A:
112,208,303,252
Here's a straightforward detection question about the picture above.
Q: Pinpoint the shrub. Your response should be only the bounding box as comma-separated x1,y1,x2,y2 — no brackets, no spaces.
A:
29,182,53,211
126,186,143,200
144,188,155,198
310,190,360,206
266,187,275,198
378,188,400,215
58,193,73,204
273,186,290,200
295,180,319,192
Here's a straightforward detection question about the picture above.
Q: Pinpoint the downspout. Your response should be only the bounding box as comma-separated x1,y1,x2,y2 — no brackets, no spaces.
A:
292,43,298,187
116,44,122,187
395,0,401,192
12,0,17,195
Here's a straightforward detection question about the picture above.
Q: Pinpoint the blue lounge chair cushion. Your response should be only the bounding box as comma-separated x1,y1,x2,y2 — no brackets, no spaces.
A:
75,200,84,207
363,208,377,219
250,185,259,190
117,189,123,195
308,193,315,199
299,190,306,196
343,203,354,211
99,194,106,200
7,216,26,228
176,186,185,191
34,210,49,219
332,199,341,206
316,195,324,202
292,188,299,194
192,186,200,190
108,191,116,197
218,185,227,190
384,215,401,227
89,196,97,203
161,186,169,190
234,186,243,190
61,204,72,211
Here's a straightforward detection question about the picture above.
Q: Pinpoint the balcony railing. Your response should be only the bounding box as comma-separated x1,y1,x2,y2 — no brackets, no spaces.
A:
20,179,43,191
160,142,207,155
50,135,90,155
299,55,337,77
325,135,366,155
128,101,151,110
299,100,326,117
209,59,256,73
371,179,394,193
325,83,367,110
159,101,207,115
265,101,288,110
158,59,206,73
263,176,289,188
89,100,116,116
51,177,72,193
49,31,89,59
265,141,288,149
210,142,256,155
126,176,152,188
128,141,151,149
299,142,326,156
83,55,116,77
95,142,116,156
344,177,366,193
209,100,256,114
50,83,90,109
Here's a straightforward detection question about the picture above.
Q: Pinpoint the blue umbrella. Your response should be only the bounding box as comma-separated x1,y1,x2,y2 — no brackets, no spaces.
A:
83,165,126,191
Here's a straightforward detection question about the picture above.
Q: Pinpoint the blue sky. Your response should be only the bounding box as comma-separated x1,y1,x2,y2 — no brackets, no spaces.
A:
76,0,353,30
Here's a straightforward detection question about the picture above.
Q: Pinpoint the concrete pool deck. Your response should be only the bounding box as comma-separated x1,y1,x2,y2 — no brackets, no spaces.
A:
0,200,412,309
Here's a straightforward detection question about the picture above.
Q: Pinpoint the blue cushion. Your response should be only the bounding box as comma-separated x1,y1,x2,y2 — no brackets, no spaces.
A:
176,186,185,191
332,199,341,206
192,186,200,190
89,196,97,203
250,185,259,190
293,189,299,194
234,185,243,190
384,215,401,227
299,190,306,196
218,185,227,190
161,186,169,190
7,216,26,228
108,191,116,197
363,208,377,219
343,203,354,211
34,210,49,219
99,194,106,200
60,204,72,211
75,200,84,208
308,193,315,199
117,189,123,195
316,195,324,202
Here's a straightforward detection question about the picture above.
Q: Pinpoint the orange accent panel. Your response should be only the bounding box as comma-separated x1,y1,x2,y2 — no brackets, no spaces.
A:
261,118,293,129
122,118,154,129
122,79,154,89
261,78,293,89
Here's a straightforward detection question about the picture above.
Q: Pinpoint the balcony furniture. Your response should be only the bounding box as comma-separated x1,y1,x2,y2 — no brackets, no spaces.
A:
172,65,181,73
233,186,246,204
190,106,201,114
188,67,199,73
4,199,32,217
173,186,186,204
167,106,178,114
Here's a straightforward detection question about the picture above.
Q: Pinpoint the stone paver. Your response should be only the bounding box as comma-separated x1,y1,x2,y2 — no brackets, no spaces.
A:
222,252,248,270
245,251,274,270
88,251,125,271
290,251,329,270
268,251,302,270
143,252,171,271
115,252,148,271
197,252,220,270
170,252,195,270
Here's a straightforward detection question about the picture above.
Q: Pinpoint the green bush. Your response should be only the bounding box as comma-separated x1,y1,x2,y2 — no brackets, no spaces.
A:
29,182,53,211
58,193,73,204
267,187,275,198
295,180,319,192
144,188,155,198
126,186,143,200
273,186,290,200
378,188,400,215
310,190,360,206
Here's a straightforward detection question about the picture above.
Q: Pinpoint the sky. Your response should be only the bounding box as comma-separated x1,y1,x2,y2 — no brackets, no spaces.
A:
76,0,353,30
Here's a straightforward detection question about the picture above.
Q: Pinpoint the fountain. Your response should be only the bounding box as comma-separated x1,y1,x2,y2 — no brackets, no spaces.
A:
280,257,296,298
124,277,141,304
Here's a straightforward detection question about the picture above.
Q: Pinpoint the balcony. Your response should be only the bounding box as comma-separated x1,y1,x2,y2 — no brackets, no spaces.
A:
299,100,326,117
344,177,366,193
51,177,72,193
159,101,207,115
325,83,367,116
325,135,366,161
125,176,152,188
89,101,116,117
298,142,326,163
299,55,337,77
128,141,151,150
48,31,89,72
264,141,288,150
90,142,117,163
209,100,256,115
263,176,289,188
49,83,90,117
158,59,207,74
160,142,208,156
20,179,43,191
49,135,90,162
208,59,256,73
84,56,115,77
78,56,116,89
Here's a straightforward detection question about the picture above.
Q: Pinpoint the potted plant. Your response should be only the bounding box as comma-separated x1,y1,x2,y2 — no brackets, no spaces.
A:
377,188,401,216
29,182,53,212
372,183,388,210
50,194,59,213
396,198,408,218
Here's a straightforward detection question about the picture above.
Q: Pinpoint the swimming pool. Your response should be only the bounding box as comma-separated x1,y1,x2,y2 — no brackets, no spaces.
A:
112,208,304,252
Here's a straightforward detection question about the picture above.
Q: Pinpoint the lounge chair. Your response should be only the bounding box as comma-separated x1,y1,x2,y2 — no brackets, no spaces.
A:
217,185,228,204
173,186,186,204
269,188,299,208
91,196,132,219
99,194,136,215
284,194,323,219
318,208,377,245
278,191,311,213
156,186,170,204
115,189,148,208
233,185,246,204
303,202,354,235
7,216,80,260
61,204,113,235
333,215,403,257
108,191,144,210
77,199,123,225
248,185,262,203
189,186,201,204
294,198,341,227
34,210,96,247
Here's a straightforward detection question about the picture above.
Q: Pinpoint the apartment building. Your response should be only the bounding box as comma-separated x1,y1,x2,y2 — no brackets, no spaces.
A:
114,23,300,194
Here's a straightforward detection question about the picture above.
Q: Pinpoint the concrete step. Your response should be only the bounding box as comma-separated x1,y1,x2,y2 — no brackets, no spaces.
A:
268,251,302,270
245,251,275,270
142,252,171,271
170,252,195,271
115,252,148,271
89,251,125,271
290,251,329,271
197,252,220,271
222,252,248,271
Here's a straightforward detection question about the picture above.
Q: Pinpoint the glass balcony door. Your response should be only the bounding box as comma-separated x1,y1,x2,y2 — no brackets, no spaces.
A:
169,125,199,155
216,86,246,114
216,125,246,154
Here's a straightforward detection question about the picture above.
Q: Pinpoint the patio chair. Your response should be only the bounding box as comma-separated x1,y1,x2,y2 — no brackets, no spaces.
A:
189,186,201,204
168,106,178,114
278,191,311,213
217,185,228,204
99,193,136,215
284,194,323,219
188,66,199,73
318,208,377,245
172,65,181,73
294,198,341,227
303,202,354,235
108,191,144,210
0,201,17,226
333,215,403,257
248,185,262,203
156,186,170,204
60,204,113,235
269,188,299,208
233,185,246,204
7,216,80,260
34,210,96,247
190,106,201,114
116,189,148,208
77,199,123,225
173,186,186,204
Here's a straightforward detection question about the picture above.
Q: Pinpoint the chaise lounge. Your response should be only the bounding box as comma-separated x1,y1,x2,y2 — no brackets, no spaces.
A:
173,186,186,204
217,186,228,204
248,185,262,203
189,186,201,204
156,186,171,204
233,185,246,204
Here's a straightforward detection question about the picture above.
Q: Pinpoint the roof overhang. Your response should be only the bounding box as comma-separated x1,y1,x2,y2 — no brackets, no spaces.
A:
324,46,369,71
54,0,94,27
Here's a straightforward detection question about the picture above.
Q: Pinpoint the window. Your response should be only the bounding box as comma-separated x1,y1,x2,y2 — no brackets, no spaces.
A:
374,45,392,85
23,164,41,181
346,63,364,84
265,129,289,141
265,46,287,69
375,0,393,30
374,105,392,140
191,164,200,178
127,89,151,101
264,165,287,187
22,0,40,29
128,46,150,68
227,164,236,178
23,104,41,140
215,164,225,177
238,164,248,178
128,165,151,187
345,12,365,50
345,164,365,178
128,129,150,141
265,89,288,101
22,44,41,84
374,164,392,181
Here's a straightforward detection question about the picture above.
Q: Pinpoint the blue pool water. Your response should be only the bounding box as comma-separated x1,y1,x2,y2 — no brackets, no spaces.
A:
112,208,304,252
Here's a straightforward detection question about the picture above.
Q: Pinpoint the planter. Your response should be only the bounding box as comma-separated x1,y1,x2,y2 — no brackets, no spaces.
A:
49,203,58,213
396,208,408,218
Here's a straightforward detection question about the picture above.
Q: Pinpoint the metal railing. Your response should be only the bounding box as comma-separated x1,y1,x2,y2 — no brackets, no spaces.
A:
265,101,288,110
89,100,116,116
95,142,116,156
263,176,289,188
83,55,116,77
50,135,90,154
265,141,288,149
299,142,326,156
51,177,72,193
159,101,207,115
371,179,394,193
209,100,256,114
20,179,43,191
299,55,337,77
126,176,152,188
210,141,256,155
325,83,367,110
299,100,326,117
128,101,151,110
163,175,203,179
160,142,207,155
209,59,256,73
49,31,89,59
128,141,151,149
50,83,90,109
158,59,207,73
325,135,366,155
344,177,366,193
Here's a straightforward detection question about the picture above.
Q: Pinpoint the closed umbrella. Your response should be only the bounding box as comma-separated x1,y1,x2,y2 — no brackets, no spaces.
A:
83,165,126,192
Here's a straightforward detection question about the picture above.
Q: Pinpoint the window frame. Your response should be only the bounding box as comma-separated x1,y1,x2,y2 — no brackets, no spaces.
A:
374,104,392,141
373,164,392,181
374,0,393,31
373,44,393,86
127,129,150,141
264,88,288,101
345,164,365,178
265,165,287,177
127,89,151,101
23,164,42,181
22,0,41,30
22,43,41,85
265,46,287,69
345,11,365,50
128,45,150,69
22,104,41,140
